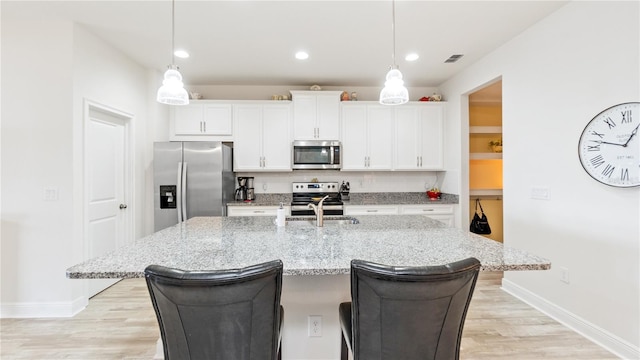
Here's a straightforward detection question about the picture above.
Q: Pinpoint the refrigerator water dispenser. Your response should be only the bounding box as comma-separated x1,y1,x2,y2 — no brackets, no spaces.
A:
159,185,177,209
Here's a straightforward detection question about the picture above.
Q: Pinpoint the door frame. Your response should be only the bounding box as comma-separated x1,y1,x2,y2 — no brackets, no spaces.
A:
82,99,134,293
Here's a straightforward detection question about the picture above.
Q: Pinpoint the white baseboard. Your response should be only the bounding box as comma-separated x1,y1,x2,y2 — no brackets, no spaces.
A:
0,296,88,318
502,278,639,360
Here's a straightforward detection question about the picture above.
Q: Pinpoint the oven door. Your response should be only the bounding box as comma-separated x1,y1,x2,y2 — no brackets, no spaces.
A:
292,140,341,170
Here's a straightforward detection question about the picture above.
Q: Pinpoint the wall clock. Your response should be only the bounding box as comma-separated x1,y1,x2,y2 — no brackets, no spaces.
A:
578,102,640,187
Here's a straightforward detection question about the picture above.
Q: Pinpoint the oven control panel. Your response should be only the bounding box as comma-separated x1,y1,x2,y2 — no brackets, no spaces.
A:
292,182,339,193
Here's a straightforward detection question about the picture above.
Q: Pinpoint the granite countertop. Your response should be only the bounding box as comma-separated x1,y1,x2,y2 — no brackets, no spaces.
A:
67,215,549,279
227,192,458,206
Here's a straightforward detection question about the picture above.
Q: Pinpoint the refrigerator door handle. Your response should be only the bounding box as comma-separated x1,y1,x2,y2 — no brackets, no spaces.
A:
177,162,183,223
181,162,188,221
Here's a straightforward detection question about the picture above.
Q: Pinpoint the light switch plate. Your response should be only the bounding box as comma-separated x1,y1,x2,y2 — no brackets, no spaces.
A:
531,186,550,200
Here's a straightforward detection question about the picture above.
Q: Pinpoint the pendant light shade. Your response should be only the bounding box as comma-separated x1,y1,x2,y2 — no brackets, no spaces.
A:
157,65,189,105
380,66,409,105
157,0,189,106
380,0,409,105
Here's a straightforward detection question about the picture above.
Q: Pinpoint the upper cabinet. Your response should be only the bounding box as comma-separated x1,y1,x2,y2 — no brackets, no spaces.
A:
341,103,393,170
171,101,233,140
233,103,292,172
394,103,445,170
291,91,342,140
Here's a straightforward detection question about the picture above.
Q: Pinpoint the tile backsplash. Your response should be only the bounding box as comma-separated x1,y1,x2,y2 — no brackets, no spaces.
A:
235,170,455,194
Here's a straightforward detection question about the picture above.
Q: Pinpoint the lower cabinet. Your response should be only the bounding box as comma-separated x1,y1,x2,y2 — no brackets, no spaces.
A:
344,205,399,216
227,206,290,217
228,204,455,227
399,204,455,227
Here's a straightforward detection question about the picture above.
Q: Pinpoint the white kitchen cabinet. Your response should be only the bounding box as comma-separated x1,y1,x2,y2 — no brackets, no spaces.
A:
291,91,342,140
233,103,291,171
399,204,455,227
227,205,290,217
395,103,444,170
344,205,399,216
172,102,233,137
341,103,393,171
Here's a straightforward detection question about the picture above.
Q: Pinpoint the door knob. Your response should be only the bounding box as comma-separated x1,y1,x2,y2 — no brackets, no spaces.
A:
119,204,128,209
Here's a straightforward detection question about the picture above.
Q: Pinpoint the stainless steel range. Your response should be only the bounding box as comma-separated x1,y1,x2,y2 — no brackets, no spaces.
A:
291,182,344,216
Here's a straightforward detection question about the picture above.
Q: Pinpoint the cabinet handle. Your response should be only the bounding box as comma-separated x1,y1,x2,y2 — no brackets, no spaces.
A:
422,209,434,212
200,121,203,133
420,156,423,167
203,121,207,133
262,157,266,168
417,156,420,167
253,210,265,214
366,209,378,212
367,156,370,167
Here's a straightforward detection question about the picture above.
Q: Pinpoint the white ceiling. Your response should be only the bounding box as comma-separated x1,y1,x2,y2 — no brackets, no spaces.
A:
2,0,568,87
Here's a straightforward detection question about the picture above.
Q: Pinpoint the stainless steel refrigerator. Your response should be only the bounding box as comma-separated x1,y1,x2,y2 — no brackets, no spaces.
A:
153,142,234,231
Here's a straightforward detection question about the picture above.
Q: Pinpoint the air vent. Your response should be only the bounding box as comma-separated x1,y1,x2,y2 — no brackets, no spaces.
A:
444,54,464,63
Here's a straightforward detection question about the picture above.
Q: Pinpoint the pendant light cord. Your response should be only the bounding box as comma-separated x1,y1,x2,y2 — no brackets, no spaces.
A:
391,0,396,67
171,0,176,64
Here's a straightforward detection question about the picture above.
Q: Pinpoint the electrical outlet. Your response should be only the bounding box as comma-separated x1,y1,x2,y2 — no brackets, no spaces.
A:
262,183,268,191
44,187,59,201
308,315,322,337
560,267,570,284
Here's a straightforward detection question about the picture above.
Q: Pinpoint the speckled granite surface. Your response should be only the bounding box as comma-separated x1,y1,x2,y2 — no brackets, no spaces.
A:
345,192,458,205
67,215,549,279
227,192,458,207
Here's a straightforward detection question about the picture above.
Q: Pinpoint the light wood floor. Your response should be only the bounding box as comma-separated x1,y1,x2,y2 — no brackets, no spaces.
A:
1,273,617,359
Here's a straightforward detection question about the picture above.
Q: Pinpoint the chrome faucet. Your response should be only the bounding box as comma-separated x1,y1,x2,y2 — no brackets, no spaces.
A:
308,195,329,227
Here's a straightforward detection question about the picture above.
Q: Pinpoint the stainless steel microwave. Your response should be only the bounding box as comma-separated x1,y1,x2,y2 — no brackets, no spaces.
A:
292,140,341,170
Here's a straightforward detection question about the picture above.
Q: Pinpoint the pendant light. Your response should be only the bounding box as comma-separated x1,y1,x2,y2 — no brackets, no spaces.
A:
379,0,409,105
157,0,189,105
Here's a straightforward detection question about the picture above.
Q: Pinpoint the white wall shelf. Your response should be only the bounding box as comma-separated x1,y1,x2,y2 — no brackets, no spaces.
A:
470,126,502,134
470,152,502,160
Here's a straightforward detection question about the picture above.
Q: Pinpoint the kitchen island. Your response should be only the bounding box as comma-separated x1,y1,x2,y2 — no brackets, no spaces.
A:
66,215,549,359
67,215,548,278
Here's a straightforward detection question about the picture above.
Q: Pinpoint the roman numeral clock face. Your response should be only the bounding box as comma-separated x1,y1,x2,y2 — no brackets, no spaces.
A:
578,102,640,187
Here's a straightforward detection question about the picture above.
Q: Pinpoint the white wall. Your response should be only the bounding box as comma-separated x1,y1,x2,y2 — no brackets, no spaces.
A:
1,20,158,316
440,1,639,358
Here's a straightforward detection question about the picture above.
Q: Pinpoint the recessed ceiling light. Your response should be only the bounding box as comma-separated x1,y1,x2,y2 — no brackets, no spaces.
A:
295,51,309,60
405,53,419,61
174,49,190,59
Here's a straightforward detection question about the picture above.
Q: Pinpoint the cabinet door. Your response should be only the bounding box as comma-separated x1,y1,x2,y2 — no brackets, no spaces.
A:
233,105,263,171
344,205,399,216
341,105,368,170
262,105,292,171
315,94,340,140
173,104,204,135
293,95,317,140
419,105,444,169
367,106,393,170
394,106,421,170
203,104,233,135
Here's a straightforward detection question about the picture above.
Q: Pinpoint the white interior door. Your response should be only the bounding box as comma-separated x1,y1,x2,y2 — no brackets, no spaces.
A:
85,105,130,297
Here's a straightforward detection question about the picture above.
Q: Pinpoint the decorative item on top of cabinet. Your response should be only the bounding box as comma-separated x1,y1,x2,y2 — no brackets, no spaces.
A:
233,103,292,172
291,90,342,140
171,102,233,138
394,102,445,170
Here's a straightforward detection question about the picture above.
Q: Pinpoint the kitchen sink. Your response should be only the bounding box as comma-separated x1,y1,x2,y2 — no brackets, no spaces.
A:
286,216,359,226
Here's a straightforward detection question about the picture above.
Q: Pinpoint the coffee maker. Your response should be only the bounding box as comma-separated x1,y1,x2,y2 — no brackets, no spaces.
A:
235,177,255,201
246,177,255,201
